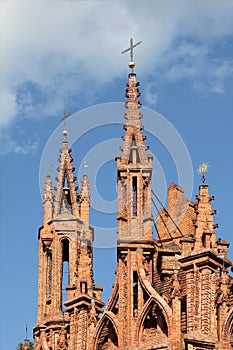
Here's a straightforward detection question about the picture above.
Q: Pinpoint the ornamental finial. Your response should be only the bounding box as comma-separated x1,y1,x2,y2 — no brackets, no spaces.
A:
121,38,142,73
197,162,210,183
83,161,90,176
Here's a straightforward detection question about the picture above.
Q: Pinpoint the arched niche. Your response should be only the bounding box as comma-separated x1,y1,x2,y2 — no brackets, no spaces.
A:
94,312,118,350
137,298,169,349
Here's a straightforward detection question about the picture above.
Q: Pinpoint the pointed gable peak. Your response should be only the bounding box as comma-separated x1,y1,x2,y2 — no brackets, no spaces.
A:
54,140,79,217
57,140,76,186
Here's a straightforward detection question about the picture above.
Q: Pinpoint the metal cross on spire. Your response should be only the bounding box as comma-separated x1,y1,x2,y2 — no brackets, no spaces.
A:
121,37,142,72
60,109,70,140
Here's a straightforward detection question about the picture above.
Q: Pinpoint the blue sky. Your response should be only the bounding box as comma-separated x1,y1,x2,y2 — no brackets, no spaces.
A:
1,1,233,349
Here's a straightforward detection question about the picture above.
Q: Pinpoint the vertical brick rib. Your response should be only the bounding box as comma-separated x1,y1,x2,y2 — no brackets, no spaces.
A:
201,268,211,334
186,271,194,333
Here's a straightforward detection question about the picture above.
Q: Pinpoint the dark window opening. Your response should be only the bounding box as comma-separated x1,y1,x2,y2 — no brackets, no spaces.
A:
132,135,136,146
80,281,87,294
97,320,118,349
202,233,212,249
144,311,157,330
143,303,168,338
112,297,119,315
47,251,52,299
62,239,69,262
61,174,72,213
132,177,137,216
129,136,140,164
181,296,187,332
143,289,149,304
62,239,70,310
133,271,138,316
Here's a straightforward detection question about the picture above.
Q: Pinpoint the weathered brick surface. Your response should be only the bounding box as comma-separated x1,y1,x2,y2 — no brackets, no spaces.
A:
33,72,233,350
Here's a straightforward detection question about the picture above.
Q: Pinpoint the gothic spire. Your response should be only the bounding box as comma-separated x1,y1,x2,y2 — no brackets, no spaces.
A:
116,54,153,241
53,140,79,217
193,182,218,250
119,73,152,167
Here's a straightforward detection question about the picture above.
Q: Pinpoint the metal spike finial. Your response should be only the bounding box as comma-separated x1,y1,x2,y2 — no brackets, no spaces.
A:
197,162,210,183
83,161,90,176
26,323,28,339
121,37,142,73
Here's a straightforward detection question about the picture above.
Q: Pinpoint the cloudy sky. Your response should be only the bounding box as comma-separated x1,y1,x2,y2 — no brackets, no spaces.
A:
1,1,233,349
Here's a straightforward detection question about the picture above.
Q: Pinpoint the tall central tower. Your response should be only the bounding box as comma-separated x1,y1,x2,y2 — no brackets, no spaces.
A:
116,72,153,241
93,69,170,350
92,45,233,350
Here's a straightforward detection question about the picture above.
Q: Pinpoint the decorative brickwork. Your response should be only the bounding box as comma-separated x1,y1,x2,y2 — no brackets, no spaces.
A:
34,68,233,350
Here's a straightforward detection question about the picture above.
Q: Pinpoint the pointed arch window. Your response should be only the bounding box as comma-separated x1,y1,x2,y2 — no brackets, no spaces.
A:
132,177,138,216
129,135,140,163
142,303,168,339
97,319,118,350
61,174,72,214
133,271,138,316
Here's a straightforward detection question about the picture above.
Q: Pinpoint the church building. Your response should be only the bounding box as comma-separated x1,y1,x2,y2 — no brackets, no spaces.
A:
33,42,233,350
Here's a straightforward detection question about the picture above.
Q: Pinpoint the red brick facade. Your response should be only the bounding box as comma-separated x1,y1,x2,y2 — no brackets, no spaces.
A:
33,71,233,349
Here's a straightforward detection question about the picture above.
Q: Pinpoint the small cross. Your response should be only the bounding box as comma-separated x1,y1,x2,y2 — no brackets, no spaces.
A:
121,38,142,63
60,109,70,130
60,109,71,140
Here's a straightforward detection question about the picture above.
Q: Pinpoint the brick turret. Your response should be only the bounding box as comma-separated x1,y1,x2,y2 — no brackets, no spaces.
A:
34,137,103,350
178,181,232,349
193,183,217,250
80,174,90,224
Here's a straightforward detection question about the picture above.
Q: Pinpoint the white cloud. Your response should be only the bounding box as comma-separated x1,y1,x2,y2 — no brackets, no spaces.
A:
0,89,18,126
0,127,40,156
1,0,233,129
144,83,158,106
